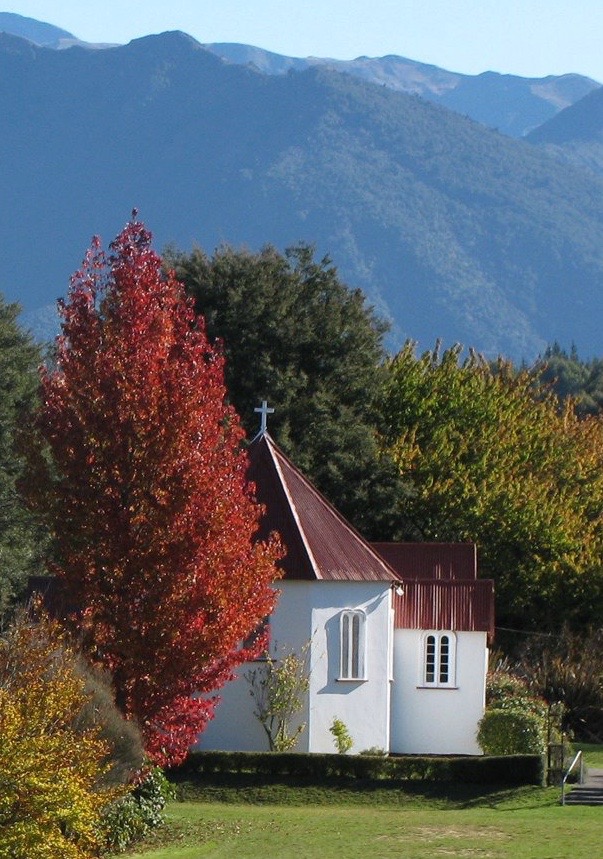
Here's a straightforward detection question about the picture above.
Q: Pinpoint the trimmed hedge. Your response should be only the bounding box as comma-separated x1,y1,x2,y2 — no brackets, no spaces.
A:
478,708,545,756
171,751,544,786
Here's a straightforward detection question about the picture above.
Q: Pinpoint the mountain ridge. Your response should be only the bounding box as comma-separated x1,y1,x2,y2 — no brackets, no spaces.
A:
526,85,603,177
0,10,116,49
2,28,603,359
0,11,598,137
205,43,600,137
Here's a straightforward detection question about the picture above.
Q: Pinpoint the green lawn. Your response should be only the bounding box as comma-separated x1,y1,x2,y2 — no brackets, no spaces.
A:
576,742,603,769
123,783,602,859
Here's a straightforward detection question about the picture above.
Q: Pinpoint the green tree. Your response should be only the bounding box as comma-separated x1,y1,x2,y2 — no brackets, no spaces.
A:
535,343,603,416
168,242,407,539
378,342,603,630
0,297,44,613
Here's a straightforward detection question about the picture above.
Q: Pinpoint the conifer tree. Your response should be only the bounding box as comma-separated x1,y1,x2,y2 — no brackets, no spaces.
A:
0,296,43,613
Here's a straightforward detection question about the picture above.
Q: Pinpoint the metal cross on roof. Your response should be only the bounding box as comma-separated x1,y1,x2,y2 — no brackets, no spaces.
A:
254,400,274,435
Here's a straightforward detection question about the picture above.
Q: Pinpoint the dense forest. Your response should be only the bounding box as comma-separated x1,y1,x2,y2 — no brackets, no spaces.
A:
534,343,603,415
171,242,603,635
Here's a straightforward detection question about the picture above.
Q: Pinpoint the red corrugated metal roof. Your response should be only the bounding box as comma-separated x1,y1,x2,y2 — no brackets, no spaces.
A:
248,433,397,582
247,433,494,637
371,542,477,580
393,580,495,640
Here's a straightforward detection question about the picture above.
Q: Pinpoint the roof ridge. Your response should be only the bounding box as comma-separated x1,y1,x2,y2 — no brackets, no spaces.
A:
253,433,398,582
262,434,323,580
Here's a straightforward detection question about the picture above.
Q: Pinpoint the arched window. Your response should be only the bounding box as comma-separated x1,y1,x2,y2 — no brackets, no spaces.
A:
339,610,366,680
422,632,456,687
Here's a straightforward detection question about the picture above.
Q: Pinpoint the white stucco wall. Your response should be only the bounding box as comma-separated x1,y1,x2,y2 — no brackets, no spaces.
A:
305,580,393,754
195,579,394,754
195,581,313,752
193,668,269,751
390,629,487,755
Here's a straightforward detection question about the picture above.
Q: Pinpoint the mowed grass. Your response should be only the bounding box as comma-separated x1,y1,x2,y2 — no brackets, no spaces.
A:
123,779,603,859
577,742,603,769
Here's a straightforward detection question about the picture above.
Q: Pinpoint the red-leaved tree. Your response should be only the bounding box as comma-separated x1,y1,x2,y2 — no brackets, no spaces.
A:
23,216,281,766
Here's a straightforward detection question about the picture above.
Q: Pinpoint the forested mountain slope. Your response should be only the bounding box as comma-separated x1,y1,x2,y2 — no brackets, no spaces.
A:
2,31,603,359
527,84,603,176
207,42,599,138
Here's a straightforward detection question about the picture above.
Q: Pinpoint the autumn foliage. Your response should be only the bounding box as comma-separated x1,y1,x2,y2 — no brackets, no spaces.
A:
24,217,281,766
0,607,122,859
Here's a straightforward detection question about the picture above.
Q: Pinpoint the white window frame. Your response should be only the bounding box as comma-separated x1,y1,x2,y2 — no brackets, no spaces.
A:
339,609,367,681
420,631,456,688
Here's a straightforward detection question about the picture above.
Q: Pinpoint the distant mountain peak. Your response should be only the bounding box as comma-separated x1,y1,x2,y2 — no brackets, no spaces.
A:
0,12,75,47
132,29,202,48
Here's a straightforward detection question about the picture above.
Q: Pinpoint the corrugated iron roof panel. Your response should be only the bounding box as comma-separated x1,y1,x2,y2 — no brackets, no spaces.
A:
394,579,495,639
372,542,477,580
248,434,397,582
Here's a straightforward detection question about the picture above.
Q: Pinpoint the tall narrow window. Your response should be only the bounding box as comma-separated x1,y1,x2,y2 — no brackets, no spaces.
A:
439,634,450,684
339,610,366,680
425,634,437,684
421,632,456,687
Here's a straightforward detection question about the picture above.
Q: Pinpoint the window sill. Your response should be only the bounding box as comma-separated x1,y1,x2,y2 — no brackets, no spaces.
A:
336,677,368,683
416,684,458,690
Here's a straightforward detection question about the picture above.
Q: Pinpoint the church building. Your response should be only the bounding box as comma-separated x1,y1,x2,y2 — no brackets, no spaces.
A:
198,412,495,756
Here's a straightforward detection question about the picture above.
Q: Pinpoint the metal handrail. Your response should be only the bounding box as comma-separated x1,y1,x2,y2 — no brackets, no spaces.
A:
561,750,584,805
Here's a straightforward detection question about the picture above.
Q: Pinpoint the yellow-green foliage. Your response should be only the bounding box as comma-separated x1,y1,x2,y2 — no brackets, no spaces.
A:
0,607,125,859
246,645,310,752
330,718,354,754
379,342,603,629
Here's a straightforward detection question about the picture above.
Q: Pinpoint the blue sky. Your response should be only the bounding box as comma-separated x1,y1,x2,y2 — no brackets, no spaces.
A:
3,1,603,82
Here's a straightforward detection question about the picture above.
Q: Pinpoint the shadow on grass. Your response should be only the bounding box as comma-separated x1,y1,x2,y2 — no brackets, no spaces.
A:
168,772,556,811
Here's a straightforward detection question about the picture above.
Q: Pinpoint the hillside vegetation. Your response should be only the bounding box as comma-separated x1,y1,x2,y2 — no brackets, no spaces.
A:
527,84,603,176
2,31,603,359
208,42,599,138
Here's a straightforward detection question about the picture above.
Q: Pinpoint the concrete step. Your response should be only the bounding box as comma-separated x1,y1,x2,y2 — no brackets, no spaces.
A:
562,768,603,805
565,796,603,805
564,787,603,805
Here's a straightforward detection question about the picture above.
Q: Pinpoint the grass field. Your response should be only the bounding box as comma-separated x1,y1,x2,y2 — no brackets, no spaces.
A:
122,778,602,859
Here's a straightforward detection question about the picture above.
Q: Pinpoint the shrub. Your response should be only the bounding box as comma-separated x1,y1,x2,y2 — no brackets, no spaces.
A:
486,669,535,709
172,750,544,785
0,607,126,859
330,718,353,754
477,708,546,755
72,657,145,788
517,627,603,741
101,766,174,854
478,668,548,755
